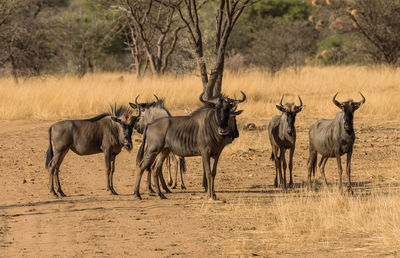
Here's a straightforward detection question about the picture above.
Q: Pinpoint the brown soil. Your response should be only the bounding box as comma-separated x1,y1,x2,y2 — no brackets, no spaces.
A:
0,117,399,257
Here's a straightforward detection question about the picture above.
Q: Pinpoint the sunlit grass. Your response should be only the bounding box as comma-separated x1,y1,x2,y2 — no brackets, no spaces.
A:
0,65,399,121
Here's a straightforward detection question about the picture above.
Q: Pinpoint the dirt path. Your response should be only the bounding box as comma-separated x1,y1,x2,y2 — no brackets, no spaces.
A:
0,119,399,256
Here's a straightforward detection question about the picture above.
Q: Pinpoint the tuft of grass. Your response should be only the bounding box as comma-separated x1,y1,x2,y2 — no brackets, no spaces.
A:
0,65,400,120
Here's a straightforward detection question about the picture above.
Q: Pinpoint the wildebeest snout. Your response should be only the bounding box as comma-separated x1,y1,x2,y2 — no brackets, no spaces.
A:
124,139,133,151
218,127,229,136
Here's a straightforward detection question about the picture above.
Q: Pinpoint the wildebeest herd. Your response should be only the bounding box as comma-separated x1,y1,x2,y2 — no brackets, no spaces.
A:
45,91,365,200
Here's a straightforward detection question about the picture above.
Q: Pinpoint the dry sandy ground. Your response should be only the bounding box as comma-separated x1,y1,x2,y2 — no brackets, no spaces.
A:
0,116,399,257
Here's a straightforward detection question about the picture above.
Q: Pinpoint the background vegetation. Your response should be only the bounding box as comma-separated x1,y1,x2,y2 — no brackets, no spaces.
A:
1,0,399,82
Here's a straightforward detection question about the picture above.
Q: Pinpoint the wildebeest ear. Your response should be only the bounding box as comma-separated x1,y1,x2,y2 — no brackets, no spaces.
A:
295,105,305,113
111,116,122,124
129,102,137,109
231,110,243,116
276,105,286,113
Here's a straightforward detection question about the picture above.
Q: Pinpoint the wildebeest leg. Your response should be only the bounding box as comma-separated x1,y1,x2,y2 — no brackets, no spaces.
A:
210,152,221,200
158,165,172,193
171,154,178,189
179,157,186,190
335,151,343,192
151,150,169,199
48,164,57,197
280,148,287,191
274,157,281,188
133,152,159,200
273,152,279,187
48,150,67,197
146,170,155,194
109,154,118,195
104,150,115,195
319,156,329,188
288,147,295,188
307,150,317,191
166,155,173,186
346,148,354,195
202,152,214,200
54,150,68,197
202,166,208,192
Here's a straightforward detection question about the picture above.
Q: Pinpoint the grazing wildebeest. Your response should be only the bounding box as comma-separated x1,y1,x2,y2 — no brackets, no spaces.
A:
45,105,141,197
134,92,245,200
129,95,187,193
268,95,304,190
307,92,365,194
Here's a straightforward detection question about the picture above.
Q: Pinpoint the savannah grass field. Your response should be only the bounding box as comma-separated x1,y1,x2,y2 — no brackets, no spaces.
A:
1,66,400,256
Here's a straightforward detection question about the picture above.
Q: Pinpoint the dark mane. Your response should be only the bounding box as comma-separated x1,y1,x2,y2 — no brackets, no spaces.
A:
84,113,110,122
83,105,132,122
190,105,213,116
153,99,165,108
151,99,172,116
111,104,132,117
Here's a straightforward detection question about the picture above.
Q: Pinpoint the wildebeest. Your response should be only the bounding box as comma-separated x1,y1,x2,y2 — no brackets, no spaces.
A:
134,92,245,200
129,95,187,193
268,95,304,190
45,105,141,197
307,92,365,194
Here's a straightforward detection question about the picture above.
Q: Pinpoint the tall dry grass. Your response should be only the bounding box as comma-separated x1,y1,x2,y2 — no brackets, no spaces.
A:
198,188,400,255
0,65,399,121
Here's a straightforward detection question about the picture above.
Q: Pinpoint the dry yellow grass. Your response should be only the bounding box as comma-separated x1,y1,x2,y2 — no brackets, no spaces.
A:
0,65,399,121
196,188,400,255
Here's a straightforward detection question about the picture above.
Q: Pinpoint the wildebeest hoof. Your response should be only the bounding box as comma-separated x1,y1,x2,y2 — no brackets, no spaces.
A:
209,194,217,201
181,185,187,190
50,191,58,198
110,191,118,195
133,193,142,200
148,187,155,194
172,185,177,189
159,194,167,199
57,190,66,197
165,189,172,194
208,196,217,201
347,187,354,196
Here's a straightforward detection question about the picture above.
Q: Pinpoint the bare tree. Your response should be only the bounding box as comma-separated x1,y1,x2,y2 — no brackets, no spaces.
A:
250,18,318,75
116,0,184,77
167,0,252,99
317,0,400,65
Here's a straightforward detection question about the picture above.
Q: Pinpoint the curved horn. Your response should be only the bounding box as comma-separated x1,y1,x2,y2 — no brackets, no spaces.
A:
153,94,159,101
135,95,140,106
199,92,207,104
297,96,303,108
238,91,246,103
332,92,342,108
358,92,366,105
279,95,284,107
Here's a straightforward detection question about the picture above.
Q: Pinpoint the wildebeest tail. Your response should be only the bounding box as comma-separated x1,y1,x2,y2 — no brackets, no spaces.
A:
179,157,186,173
136,125,147,166
45,127,53,169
